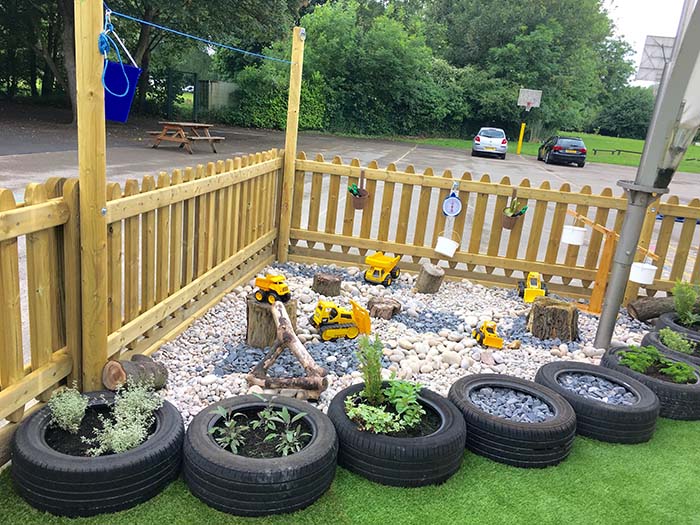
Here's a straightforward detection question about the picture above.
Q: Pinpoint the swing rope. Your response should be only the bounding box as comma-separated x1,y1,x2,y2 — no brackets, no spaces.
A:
102,2,293,65
99,11,136,98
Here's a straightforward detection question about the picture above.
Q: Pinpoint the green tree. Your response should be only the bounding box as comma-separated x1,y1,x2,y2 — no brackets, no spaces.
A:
593,86,655,139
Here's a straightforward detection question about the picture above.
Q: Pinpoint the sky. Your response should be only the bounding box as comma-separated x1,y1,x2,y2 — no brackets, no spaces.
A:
604,0,685,74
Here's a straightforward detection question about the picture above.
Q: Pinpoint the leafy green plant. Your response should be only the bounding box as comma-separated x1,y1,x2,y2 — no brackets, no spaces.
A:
672,281,700,327
504,197,526,217
356,335,384,405
249,394,279,432
619,345,697,384
659,327,695,355
209,406,248,453
345,398,403,434
83,382,163,456
263,406,310,456
346,380,427,435
48,383,88,434
383,380,426,428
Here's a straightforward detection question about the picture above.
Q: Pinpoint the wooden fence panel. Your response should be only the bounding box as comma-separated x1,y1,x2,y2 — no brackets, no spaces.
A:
341,159,361,252
562,185,591,285
583,187,614,288
141,176,156,310
503,178,530,277
450,172,472,270
485,176,511,274
467,174,491,270
123,180,140,323
107,183,123,333
413,168,435,253
359,161,379,256
524,180,551,263
169,170,184,294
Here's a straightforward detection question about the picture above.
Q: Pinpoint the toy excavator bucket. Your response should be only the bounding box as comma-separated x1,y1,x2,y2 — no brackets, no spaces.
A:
349,300,371,335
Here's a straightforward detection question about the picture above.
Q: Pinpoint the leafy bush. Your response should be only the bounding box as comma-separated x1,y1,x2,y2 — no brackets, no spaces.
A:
383,380,425,428
264,406,310,456
356,335,384,405
209,406,248,453
672,281,700,327
48,384,88,434
83,382,163,456
619,345,697,384
345,400,403,434
659,327,695,355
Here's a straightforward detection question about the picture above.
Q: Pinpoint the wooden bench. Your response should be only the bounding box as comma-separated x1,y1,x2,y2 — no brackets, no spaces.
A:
149,121,225,154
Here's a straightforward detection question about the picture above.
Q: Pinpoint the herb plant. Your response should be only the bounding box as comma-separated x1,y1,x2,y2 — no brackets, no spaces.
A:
209,405,248,453
264,406,310,456
383,380,426,428
619,345,697,384
659,327,695,355
345,399,403,434
48,383,88,434
504,197,526,217
672,281,700,327
356,335,384,405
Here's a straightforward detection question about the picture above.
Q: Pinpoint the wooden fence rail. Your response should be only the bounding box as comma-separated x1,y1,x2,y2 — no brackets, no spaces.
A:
288,153,700,298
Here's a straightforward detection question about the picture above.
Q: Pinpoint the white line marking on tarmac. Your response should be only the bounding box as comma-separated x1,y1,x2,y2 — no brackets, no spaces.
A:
394,145,417,165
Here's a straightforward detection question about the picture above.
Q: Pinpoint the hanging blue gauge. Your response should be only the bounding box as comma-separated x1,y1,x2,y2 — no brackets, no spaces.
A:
442,190,462,217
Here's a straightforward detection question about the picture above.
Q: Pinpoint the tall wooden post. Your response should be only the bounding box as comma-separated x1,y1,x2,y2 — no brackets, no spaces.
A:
277,27,306,263
74,0,108,390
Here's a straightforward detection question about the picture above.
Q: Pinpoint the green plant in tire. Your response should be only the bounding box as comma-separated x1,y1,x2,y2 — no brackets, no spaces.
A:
619,345,697,384
672,280,700,327
263,406,310,456
659,327,695,355
659,361,697,384
48,382,88,434
356,335,384,405
209,405,249,453
384,380,425,428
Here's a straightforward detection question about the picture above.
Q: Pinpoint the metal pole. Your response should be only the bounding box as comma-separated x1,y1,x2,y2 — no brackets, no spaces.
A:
595,3,700,348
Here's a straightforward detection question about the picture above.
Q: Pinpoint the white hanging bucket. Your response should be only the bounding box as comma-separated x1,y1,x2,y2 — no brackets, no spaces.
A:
629,262,657,285
561,225,586,245
434,231,461,258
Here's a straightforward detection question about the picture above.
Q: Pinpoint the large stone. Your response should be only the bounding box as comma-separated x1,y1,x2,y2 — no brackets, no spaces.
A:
442,351,461,366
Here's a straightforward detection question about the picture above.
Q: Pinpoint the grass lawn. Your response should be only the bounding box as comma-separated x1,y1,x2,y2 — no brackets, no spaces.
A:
1,418,699,525
406,132,700,174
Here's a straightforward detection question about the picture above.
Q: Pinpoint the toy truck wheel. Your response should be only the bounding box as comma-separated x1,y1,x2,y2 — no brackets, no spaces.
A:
383,277,392,287
390,268,400,279
517,282,525,298
281,293,291,303
254,290,265,302
267,292,278,304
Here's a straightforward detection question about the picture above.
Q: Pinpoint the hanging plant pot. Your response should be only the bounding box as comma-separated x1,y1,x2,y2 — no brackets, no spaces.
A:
104,61,142,124
349,170,370,210
629,262,657,285
502,212,521,230
562,225,586,245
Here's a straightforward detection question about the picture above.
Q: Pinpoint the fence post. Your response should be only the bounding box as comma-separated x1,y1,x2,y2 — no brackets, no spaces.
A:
277,27,306,263
74,0,109,390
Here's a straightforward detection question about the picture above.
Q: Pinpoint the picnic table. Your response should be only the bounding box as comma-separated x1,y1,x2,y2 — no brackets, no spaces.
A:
148,121,225,154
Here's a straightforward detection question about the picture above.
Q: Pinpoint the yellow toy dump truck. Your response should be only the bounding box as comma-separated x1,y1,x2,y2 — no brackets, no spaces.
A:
517,272,548,303
472,321,504,349
364,252,401,286
254,274,291,304
309,299,371,341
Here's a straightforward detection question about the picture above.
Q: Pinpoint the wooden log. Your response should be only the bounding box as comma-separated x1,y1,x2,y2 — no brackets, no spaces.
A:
102,355,168,390
627,296,675,322
527,297,579,342
312,273,341,297
367,297,402,320
246,296,297,349
415,263,445,294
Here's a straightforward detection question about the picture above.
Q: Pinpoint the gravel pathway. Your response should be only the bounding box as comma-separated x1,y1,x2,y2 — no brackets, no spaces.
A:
153,262,647,423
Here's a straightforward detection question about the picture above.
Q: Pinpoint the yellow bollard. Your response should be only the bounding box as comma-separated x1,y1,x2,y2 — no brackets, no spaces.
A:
516,122,526,155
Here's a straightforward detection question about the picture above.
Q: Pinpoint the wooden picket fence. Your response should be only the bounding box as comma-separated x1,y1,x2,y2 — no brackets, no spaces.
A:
288,152,700,300
0,149,283,465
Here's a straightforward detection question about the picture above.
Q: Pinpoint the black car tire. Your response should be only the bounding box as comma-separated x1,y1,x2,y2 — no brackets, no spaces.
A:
11,392,184,517
328,383,466,487
448,375,576,468
183,395,337,517
501,154,507,160
534,361,659,444
641,331,700,366
656,312,700,340
537,150,542,161
544,151,552,164
601,346,700,420
578,162,585,168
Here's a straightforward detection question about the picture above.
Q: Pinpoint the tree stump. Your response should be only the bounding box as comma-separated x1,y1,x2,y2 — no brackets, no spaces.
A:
312,273,341,297
247,296,297,349
102,355,168,390
527,297,579,342
627,296,675,322
415,263,445,294
247,301,328,400
367,297,402,320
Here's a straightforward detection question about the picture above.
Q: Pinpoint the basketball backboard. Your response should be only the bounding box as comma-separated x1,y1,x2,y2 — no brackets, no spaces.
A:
517,88,542,111
637,35,676,82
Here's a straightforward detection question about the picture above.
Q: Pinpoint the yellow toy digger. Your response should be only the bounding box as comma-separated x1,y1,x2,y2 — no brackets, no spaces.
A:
364,252,401,287
309,299,371,341
472,321,504,349
517,272,548,303
254,274,291,304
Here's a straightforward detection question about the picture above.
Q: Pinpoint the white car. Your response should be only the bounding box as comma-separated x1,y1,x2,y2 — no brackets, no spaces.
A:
471,127,508,160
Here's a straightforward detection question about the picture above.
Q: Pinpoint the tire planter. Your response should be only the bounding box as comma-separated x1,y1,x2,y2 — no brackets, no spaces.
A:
601,346,700,420
327,383,466,487
11,391,184,517
448,374,576,468
534,362,660,443
641,330,700,366
183,395,337,516
656,312,700,339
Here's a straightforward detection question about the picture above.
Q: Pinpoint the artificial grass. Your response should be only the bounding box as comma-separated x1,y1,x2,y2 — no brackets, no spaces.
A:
406,132,700,174
1,419,699,525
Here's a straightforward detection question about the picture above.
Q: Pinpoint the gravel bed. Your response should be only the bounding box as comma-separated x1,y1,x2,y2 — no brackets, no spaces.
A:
557,372,638,406
152,261,647,424
469,386,554,422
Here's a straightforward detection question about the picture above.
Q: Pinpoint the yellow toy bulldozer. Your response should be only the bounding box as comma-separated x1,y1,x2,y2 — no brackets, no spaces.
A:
472,321,504,349
517,272,548,303
364,252,401,287
309,299,371,341
254,274,291,304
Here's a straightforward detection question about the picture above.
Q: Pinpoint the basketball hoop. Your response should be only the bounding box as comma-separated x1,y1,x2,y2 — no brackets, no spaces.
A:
517,88,542,110
525,102,533,112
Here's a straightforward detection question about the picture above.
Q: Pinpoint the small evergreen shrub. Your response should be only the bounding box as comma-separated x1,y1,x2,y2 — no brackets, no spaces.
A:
659,327,694,355
672,281,700,327
356,335,384,405
48,384,88,434
619,345,697,384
